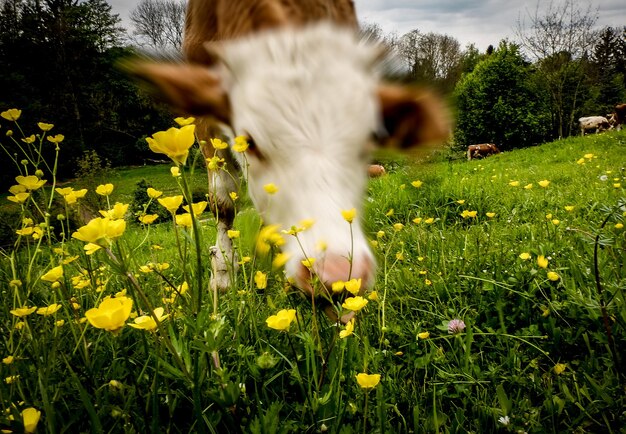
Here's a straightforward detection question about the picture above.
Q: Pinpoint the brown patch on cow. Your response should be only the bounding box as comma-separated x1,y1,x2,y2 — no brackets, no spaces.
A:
467,143,500,160
367,164,386,178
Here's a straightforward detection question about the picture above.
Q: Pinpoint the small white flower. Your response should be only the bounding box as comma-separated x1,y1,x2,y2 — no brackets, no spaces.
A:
599,175,608,181
498,415,510,426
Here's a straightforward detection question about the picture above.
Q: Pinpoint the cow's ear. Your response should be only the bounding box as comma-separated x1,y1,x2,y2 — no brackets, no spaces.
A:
124,62,231,123
377,84,450,149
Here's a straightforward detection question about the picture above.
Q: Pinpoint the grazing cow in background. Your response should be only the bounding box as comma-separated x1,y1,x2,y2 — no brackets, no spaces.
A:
130,0,450,317
579,116,610,136
610,103,626,131
467,143,500,160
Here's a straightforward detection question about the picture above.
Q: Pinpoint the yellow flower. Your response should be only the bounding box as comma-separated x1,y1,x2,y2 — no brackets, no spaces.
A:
564,206,575,212
46,134,65,144
396,251,404,261
545,213,552,219
254,271,267,289
583,153,594,159
2,355,14,365
551,219,560,226
385,208,394,217
553,363,566,375
22,134,36,144
272,252,290,269
519,252,531,260
10,306,37,317
147,187,163,199
22,407,41,434
174,116,195,126
84,243,101,255
229,191,238,201
7,192,30,203
538,180,550,188
55,319,65,327
183,201,207,216
227,230,240,239
138,214,159,224
256,224,285,254
85,296,133,332
129,307,169,331
301,257,316,269
16,175,46,191
263,183,279,194
411,180,423,188
210,138,228,150
342,296,368,312
524,183,533,190
339,319,355,338
576,158,585,164
38,122,54,131
418,331,430,339
393,223,404,231
424,217,435,224
412,217,423,224
72,217,126,246
615,223,624,229
41,265,64,283
1,108,21,121
613,183,621,188
36,303,62,316
547,271,560,281
100,202,129,220
460,210,477,219
206,156,225,171
146,125,196,165
355,373,381,389
341,208,356,223
537,255,549,269
266,309,296,331
175,213,193,228
95,183,114,196
331,280,345,293
158,195,184,214
345,278,362,295
486,212,496,218
509,181,520,187
171,166,181,177
232,136,249,153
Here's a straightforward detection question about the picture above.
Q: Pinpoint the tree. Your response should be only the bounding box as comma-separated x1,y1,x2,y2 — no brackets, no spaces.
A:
130,0,186,52
516,0,599,138
453,41,550,150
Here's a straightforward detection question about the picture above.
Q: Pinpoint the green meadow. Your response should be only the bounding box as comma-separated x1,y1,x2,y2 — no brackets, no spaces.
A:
1,121,625,433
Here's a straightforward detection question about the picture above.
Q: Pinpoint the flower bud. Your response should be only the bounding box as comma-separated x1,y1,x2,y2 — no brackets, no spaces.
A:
6,130,13,137
35,169,44,177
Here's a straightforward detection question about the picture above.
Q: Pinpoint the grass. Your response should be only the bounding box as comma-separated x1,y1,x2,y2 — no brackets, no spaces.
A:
1,119,625,433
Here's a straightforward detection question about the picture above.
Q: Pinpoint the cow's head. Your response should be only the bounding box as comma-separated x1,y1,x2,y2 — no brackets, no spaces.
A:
129,23,449,296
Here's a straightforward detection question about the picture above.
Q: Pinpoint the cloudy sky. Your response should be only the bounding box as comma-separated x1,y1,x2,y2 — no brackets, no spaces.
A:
110,0,626,51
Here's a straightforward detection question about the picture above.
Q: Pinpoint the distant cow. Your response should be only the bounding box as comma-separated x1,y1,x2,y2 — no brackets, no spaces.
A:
467,143,500,160
609,103,626,131
130,0,450,316
579,116,610,136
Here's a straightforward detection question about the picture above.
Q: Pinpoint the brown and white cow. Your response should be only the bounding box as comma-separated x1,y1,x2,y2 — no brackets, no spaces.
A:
579,116,610,136
609,103,626,131
130,0,449,312
467,143,500,160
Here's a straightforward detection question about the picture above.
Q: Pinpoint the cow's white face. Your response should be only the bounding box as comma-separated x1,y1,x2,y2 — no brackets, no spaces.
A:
222,24,380,291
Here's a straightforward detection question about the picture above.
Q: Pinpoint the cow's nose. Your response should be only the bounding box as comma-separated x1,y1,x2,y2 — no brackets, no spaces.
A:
295,252,375,296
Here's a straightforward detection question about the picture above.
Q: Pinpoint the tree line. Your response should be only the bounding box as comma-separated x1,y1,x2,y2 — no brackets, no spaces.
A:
1,0,624,188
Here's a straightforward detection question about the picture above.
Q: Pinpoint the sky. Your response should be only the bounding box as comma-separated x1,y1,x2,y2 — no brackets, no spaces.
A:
110,0,626,51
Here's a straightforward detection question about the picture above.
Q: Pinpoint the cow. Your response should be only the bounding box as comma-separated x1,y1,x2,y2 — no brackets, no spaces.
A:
609,103,626,131
467,143,500,161
129,0,449,319
579,116,610,136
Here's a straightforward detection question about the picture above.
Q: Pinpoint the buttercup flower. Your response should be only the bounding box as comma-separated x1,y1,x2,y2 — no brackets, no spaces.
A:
342,296,368,312
210,138,228,150
36,303,62,316
138,214,159,224
229,191,238,201
460,210,477,219
10,306,37,317
424,217,435,224
85,296,133,332
331,280,345,293
174,116,195,126
537,255,549,269
22,407,41,434
266,309,296,331
254,271,267,289
263,183,279,194
256,224,285,254
616,223,624,229
100,202,129,220
38,122,54,131
564,205,575,212
1,108,21,121
524,183,533,190
96,183,114,196
418,331,430,339
553,363,566,375
72,217,126,246
519,252,531,260
16,175,46,191
341,208,356,223
413,217,423,224
486,212,496,218
175,213,193,228
232,136,249,153
447,318,466,334
339,318,355,338
41,265,63,283
171,166,181,177
183,201,207,216
146,125,196,165
46,134,64,144
355,373,381,389
411,180,423,188
7,192,30,203
158,195,184,214
538,180,550,188
345,278,362,295
2,355,14,364
547,271,560,281
509,181,520,187
146,187,163,199
129,307,169,331
227,230,240,239
368,291,378,301
393,223,404,231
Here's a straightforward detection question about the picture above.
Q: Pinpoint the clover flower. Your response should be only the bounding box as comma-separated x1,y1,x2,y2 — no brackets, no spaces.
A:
447,318,466,334
355,373,381,389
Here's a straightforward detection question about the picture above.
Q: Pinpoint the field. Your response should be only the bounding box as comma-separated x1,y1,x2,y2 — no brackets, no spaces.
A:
1,122,625,433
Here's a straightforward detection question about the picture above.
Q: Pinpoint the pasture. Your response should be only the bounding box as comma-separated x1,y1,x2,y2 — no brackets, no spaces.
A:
1,119,625,433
